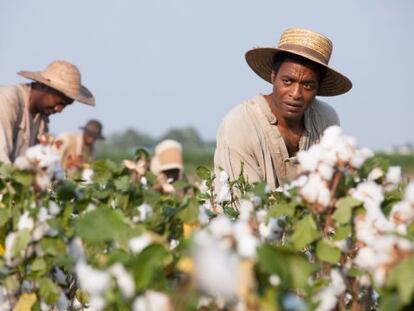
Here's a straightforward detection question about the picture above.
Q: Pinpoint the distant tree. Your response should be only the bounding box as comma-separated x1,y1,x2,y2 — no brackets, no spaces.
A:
160,127,204,150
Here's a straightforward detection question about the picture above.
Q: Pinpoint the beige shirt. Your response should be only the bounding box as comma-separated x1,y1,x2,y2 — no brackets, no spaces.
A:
0,84,48,164
214,94,340,190
54,132,92,169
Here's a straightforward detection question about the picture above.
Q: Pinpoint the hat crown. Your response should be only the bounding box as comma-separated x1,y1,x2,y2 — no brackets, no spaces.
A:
278,28,333,65
84,120,103,136
41,60,82,95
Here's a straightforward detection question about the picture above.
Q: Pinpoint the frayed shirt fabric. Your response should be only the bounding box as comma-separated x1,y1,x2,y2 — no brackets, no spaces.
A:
0,84,49,164
214,94,340,190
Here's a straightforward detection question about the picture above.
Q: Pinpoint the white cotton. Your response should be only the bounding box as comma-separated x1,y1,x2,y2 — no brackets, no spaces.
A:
300,173,331,207
110,263,135,298
0,286,11,311
385,166,401,185
367,168,384,181
89,295,106,311
56,292,69,311
404,182,414,205
269,275,281,287
297,144,323,172
14,156,31,170
32,222,50,241
350,181,384,207
233,221,259,259
194,244,239,301
169,239,179,250
320,125,343,150
217,171,231,203
390,201,414,226
314,269,345,311
239,200,254,221
68,237,85,262
208,216,233,239
81,168,94,185
350,148,374,169
318,163,334,181
36,173,52,191
133,291,171,311
4,232,17,265
136,203,153,222
48,201,61,216
129,234,152,254
199,180,209,193
198,202,211,225
37,207,50,222
18,211,34,231
75,261,110,296
259,217,283,242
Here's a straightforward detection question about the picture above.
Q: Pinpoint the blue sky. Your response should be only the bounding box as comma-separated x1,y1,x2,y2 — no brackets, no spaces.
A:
0,0,413,150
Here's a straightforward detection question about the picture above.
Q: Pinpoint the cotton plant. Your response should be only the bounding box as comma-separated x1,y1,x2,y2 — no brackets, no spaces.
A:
14,142,64,191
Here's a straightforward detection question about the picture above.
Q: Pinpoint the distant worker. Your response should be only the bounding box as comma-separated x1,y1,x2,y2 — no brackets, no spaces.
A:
54,120,105,170
151,139,184,187
0,60,95,164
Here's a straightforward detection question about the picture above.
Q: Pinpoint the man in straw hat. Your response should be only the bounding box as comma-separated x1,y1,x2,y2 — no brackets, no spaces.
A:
214,28,352,190
0,60,95,164
150,139,184,193
53,119,104,170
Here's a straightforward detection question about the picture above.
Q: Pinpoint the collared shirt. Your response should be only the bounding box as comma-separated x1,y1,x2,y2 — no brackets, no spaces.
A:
0,84,49,163
214,94,340,190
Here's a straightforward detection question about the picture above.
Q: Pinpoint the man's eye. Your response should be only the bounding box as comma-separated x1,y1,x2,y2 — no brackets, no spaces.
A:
304,83,315,90
282,78,291,85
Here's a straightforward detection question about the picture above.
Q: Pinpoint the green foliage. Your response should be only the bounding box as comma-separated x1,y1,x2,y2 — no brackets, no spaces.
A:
291,215,320,250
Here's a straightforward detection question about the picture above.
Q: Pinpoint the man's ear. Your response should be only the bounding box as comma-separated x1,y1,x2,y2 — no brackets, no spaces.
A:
270,70,276,83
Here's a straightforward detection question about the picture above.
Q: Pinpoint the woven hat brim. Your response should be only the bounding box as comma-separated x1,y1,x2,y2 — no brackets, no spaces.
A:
18,70,96,106
245,48,352,96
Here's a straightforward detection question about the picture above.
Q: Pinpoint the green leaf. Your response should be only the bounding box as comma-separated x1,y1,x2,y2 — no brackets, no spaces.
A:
257,245,317,289
12,170,33,186
196,166,211,180
31,258,47,273
223,206,239,218
56,182,77,201
333,225,351,241
39,278,60,304
92,160,114,184
40,238,66,256
0,208,10,227
379,293,401,311
12,229,31,258
291,215,320,250
114,175,130,192
387,256,414,305
131,243,169,290
333,196,361,224
268,201,296,218
75,207,129,243
316,240,341,264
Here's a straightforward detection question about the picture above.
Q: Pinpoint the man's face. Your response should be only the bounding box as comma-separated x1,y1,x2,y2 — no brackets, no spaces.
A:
35,86,74,116
83,133,97,146
270,59,320,122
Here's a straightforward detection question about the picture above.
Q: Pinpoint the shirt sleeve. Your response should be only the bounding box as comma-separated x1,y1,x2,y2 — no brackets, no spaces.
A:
0,89,20,164
214,106,263,185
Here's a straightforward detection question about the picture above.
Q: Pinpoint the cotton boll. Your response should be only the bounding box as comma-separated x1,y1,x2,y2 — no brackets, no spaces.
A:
390,201,414,226
318,163,334,181
404,183,414,204
18,212,34,231
128,234,152,254
194,244,239,302
385,166,401,185
367,168,384,181
350,148,374,168
320,126,343,150
75,261,110,296
297,145,323,172
239,200,254,221
110,264,135,298
350,181,384,207
133,291,171,311
208,216,233,239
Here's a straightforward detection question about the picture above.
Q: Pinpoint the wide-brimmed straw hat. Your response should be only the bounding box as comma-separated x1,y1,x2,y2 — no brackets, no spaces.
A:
150,140,183,175
245,28,352,96
18,60,95,106
80,119,105,140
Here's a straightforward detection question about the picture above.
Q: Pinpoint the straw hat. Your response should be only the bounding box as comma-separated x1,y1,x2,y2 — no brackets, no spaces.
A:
150,140,183,175
245,28,352,96
80,119,105,140
18,60,95,106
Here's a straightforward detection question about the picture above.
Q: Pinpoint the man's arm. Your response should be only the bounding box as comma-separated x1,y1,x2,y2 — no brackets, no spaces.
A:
0,88,21,164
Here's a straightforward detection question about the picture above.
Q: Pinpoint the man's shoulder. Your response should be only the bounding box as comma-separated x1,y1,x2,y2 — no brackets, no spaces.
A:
311,99,340,125
0,85,21,102
220,95,260,126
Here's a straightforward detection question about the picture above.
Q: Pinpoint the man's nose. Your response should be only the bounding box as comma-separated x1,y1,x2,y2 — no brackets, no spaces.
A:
290,83,303,99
